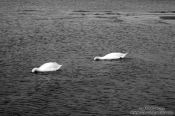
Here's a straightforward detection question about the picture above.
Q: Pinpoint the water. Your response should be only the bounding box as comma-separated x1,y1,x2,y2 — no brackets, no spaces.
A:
0,0,175,116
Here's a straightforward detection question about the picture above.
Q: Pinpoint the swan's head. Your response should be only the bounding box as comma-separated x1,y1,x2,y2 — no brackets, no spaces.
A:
94,56,101,61
32,68,39,73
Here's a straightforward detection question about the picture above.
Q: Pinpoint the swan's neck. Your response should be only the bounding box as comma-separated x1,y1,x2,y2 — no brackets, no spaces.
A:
32,68,39,73
94,56,102,60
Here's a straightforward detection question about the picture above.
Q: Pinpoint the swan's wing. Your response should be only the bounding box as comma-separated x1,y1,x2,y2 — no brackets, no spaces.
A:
39,63,53,69
103,53,121,59
39,62,60,70
104,53,128,59
104,53,116,56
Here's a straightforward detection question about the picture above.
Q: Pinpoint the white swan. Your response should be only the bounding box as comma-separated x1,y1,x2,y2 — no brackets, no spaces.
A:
32,62,62,73
94,52,128,61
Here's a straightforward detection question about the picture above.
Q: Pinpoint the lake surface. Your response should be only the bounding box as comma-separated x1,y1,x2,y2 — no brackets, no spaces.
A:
0,0,175,116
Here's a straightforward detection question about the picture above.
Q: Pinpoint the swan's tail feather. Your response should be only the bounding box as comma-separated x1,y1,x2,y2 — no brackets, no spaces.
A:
122,53,128,58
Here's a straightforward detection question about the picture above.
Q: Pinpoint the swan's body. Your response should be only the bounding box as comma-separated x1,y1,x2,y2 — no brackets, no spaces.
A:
94,52,128,61
32,62,62,73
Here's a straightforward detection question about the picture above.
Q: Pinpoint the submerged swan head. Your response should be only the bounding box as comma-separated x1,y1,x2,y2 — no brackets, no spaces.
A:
94,56,101,61
32,68,39,73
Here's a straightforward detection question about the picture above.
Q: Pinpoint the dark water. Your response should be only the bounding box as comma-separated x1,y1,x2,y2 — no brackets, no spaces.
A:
0,0,175,116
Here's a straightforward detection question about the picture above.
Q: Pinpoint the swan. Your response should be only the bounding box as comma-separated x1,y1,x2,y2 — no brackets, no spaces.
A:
94,52,128,61
32,62,62,73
